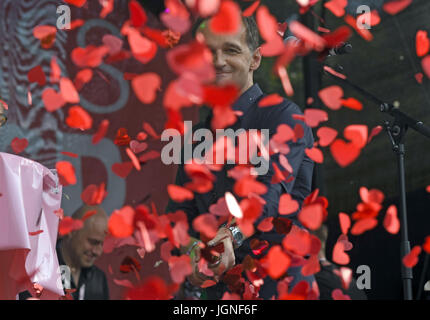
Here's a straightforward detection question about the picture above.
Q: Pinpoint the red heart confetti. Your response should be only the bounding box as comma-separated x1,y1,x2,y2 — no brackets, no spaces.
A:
332,288,351,300
167,184,194,202
129,0,147,28
58,217,84,236
64,0,86,7
341,97,363,111
92,119,110,145
132,73,161,104
29,230,44,236
112,162,134,179
257,217,274,232
344,124,368,149
243,0,260,17
324,0,348,17
339,212,351,235
108,206,135,238
258,94,284,107
298,203,324,230
209,0,241,35
422,236,430,254
11,137,28,154
81,183,107,206
332,240,350,265
66,106,93,130
416,30,430,57
60,77,80,103
368,125,383,144
317,127,338,147
263,245,291,279
168,255,192,284
126,147,141,171
305,147,324,163
56,161,77,186
303,109,328,128
71,45,109,68
330,139,361,167
74,69,93,91
383,0,412,15
192,214,218,239
33,25,57,49
422,55,430,79
383,205,400,234
81,210,98,222
301,255,321,276
42,88,66,112
350,217,378,235
28,66,46,86
318,85,343,110
402,245,421,268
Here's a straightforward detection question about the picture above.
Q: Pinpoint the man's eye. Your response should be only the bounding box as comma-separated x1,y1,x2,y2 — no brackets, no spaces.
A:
226,48,239,54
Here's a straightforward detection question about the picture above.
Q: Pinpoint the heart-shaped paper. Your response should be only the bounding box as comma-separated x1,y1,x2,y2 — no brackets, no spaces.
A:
209,0,241,34
330,139,361,167
317,126,338,147
344,124,368,148
332,289,351,300
28,65,46,86
132,72,161,104
318,85,343,110
11,137,29,154
422,55,430,79
112,162,134,178
305,147,324,163
337,234,353,251
332,241,350,265
279,193,299,215
304,108,328,128
324,0,348,17
42,88,66,112
129,140,148,154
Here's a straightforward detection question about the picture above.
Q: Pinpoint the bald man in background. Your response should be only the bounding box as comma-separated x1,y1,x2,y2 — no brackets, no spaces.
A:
20,205,110,300
58,205,110,300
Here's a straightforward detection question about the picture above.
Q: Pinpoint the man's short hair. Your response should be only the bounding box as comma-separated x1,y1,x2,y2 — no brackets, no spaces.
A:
192,15,261,52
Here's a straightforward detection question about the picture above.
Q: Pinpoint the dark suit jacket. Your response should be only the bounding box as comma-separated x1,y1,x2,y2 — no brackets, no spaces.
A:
166,83,315,261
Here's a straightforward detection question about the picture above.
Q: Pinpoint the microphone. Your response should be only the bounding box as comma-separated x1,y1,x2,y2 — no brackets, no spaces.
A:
328,42,352,56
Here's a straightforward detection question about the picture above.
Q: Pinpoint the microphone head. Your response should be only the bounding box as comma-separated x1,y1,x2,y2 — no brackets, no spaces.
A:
343,43,353,54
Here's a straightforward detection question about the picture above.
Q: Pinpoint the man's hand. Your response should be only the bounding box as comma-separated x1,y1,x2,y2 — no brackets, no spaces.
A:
207,227,236,280
186,244,213,287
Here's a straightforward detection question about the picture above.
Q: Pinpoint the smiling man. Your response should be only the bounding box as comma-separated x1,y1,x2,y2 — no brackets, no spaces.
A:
167,15,316,300
57,205,110,300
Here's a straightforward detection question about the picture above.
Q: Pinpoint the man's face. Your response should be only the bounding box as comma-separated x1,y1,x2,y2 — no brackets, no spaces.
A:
199,21,261,94
69,217,107,268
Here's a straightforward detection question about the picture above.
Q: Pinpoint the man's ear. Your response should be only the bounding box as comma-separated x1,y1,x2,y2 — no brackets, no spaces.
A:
250,47,262,71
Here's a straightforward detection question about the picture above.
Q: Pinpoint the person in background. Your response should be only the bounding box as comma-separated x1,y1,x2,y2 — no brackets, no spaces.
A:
20,205,110,300
312,224,367,300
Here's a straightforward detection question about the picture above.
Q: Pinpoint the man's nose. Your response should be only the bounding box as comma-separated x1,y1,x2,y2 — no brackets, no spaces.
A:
213,49,226,69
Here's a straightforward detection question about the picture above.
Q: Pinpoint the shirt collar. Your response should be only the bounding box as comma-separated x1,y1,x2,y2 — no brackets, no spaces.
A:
232,83,263,114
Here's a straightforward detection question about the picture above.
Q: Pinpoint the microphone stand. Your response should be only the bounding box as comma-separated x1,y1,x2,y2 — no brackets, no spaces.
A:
322,64,430,300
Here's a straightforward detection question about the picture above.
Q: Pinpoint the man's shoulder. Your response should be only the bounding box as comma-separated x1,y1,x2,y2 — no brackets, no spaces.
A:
253,95,305,127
